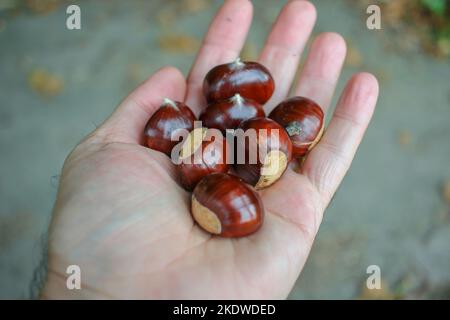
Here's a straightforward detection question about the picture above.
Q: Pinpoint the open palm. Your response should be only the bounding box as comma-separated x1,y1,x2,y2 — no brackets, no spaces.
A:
42,0,378,299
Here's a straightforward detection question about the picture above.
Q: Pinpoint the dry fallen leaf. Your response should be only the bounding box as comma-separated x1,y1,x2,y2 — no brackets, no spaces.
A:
158,34,200,54
126,63,145,85
383,0,408,27
156,8,177,29
436,38,450,59
352,0,448,60
156,0,211,29
0,19,6,33
373,68,390,84
346,44,363,67
26,0,60,14
180,0,211,14
0,0,17,11
397,130,412,147
28,68,64,97
358,280,396,300
442,180,450,205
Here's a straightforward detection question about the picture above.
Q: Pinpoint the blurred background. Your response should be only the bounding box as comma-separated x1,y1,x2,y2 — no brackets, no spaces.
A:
0,0,449,299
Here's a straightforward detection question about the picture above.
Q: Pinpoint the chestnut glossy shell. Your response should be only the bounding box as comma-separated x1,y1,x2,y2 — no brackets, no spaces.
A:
199,94,265,133
144,100,196,156
192,173,264,237
234,117,292,189
203,60,275,105
269,96,324,158
177,129,229,191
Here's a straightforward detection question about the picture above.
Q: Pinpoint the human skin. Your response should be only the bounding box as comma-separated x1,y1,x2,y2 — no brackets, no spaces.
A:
41,0,379,299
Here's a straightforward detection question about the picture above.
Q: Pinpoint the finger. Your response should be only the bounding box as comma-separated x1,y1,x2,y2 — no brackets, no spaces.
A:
294,32,347,112
185,0,253,114
234,211,314,298
233,172,323,298
301,72,379,205
95,66,186,144
258,0,316,112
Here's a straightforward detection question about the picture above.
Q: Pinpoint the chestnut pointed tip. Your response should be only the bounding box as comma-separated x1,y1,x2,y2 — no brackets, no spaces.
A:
203,60,275,105
144,99,196,156
232,57,244,67
231,93,244,104
162,97,179,109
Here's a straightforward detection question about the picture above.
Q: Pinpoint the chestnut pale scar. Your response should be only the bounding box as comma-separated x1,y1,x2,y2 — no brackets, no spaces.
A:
192,196,222,234
256,150,288,189
308,122,324,151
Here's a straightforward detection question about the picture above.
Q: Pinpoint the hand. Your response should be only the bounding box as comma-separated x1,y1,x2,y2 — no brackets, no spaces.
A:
41,0,378,299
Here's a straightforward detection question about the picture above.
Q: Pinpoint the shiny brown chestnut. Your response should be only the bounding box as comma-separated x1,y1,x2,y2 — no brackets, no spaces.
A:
177,127,229,191
269,96,324,158
144,98,196,156
199,93,265,133
234,117,292,190
203,58,275,105
192,173,264,237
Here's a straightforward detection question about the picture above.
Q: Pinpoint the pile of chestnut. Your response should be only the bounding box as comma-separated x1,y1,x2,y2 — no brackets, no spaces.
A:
144,58,324,238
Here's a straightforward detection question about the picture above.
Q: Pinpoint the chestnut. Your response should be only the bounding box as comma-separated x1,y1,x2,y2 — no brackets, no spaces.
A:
269,96,324,158
144,98,196,156
234,117,292,189
177,127,229,191
192,173,264,237
203,58,275,105
199,93,265,133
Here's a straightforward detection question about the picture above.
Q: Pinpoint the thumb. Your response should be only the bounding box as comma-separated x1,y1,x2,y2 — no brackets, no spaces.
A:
95,66,187,144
